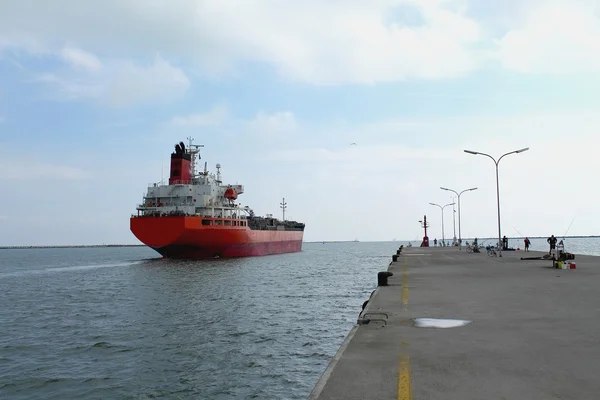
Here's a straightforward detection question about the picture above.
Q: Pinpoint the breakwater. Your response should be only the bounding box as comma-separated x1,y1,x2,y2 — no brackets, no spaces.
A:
311,246,600,399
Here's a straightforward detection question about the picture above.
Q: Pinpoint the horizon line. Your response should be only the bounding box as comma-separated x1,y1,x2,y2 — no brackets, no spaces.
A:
1,235,599,249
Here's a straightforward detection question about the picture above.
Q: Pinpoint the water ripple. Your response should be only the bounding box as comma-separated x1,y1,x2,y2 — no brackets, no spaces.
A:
0,243,401,399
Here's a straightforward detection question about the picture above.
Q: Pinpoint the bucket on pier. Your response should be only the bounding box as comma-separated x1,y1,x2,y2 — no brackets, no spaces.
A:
569,263,577,269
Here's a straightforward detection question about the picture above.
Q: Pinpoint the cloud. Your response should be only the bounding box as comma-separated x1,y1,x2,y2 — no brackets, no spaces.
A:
0,160,89,181
37,72,103,100
274,144,454,164
103,54,190,108
60,47,102,72
244,111,298,136
171,105,230,127
5,1,600,82
0,0,486,84
495,1,600,73
171,106,297,137
39,51,190,108
197,0,486,84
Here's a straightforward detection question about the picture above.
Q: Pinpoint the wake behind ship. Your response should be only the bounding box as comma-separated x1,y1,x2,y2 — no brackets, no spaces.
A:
130,138,305,259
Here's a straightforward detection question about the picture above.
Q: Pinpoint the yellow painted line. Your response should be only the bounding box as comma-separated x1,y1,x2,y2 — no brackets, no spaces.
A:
398,259,412,399
398,354,412,400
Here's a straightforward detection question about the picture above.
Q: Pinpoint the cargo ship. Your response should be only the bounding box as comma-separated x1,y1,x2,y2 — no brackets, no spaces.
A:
130,138,305,258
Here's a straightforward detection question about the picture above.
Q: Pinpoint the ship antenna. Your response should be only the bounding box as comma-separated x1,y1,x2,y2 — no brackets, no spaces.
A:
186,136,204,179
280,197,287,221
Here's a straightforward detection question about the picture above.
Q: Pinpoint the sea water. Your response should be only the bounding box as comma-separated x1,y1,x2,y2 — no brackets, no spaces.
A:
0,242,399,400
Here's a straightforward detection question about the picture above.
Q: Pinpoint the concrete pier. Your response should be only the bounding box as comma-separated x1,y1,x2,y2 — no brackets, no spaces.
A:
310,247,600,399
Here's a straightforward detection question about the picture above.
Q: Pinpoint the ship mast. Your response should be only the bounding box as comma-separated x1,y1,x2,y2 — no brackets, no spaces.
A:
186,136,204,178
280,197,287,221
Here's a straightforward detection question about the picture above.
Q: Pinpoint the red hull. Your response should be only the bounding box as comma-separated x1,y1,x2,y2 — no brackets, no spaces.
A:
130,216,304,259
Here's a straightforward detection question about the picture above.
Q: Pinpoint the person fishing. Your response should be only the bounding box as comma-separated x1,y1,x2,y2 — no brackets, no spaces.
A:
524,237,531,252
473,237,480,253
547,235,557,255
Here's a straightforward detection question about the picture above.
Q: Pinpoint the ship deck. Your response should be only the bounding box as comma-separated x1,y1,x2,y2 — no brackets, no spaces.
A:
310,246,600,399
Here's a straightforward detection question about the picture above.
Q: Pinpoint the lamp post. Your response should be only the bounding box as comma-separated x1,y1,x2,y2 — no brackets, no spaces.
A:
451,196,457,245
440,186,478,250
429,202,454,246
463,147,529,257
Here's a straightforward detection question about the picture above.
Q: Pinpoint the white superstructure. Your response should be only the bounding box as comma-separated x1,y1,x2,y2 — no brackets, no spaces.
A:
135,137,248,219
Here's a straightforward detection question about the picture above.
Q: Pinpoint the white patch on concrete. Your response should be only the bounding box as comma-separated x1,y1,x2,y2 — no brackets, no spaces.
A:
413,318,472,328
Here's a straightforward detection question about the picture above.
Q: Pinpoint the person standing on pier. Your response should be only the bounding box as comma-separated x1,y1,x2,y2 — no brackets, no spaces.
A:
434,238,438,247
502,236,508,250
524,237,531,252
547,235,557,255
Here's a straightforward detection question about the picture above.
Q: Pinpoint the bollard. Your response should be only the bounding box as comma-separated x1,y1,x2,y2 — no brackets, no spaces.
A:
392,254,398,262
377,271,394,286
396,249,401,255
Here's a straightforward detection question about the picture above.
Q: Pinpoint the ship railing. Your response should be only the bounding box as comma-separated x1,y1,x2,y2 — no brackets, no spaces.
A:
137,203,197,208
148,179,194,187
196,214,248,219
136,205,248,216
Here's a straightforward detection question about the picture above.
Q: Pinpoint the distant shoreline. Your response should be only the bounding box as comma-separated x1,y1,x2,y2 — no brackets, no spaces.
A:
1,235,598,249
305,240,360,243
0,244,145,250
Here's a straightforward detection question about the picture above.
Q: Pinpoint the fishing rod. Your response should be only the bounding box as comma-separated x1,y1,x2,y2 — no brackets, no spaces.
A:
563,217,576,238
512,225,524,237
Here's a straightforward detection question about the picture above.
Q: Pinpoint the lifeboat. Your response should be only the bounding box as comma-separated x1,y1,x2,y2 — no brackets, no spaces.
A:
224,187,238,200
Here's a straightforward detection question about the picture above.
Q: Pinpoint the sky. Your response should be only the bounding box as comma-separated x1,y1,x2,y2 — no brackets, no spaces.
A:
1,0,600,245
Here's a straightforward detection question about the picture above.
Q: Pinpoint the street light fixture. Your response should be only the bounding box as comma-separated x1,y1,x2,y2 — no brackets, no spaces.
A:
429,202,454,246
440,186,478,250
463,147,530,257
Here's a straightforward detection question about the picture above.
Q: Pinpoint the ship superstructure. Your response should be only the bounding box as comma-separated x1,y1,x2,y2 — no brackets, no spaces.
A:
130,138,305,258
